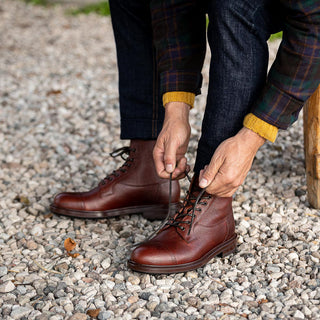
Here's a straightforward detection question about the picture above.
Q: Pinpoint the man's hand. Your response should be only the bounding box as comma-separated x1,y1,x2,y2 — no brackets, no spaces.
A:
199,127,265,197
153,102,191,179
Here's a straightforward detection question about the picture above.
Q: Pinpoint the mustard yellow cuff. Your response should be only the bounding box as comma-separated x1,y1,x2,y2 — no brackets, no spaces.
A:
243,113,278,143
163,91,195,109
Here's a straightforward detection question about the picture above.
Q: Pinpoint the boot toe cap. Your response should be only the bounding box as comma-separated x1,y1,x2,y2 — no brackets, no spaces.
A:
52,192,84,211
130,241,178,266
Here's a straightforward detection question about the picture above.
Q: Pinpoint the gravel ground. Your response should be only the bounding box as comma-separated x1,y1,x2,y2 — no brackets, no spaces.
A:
1,1,320,319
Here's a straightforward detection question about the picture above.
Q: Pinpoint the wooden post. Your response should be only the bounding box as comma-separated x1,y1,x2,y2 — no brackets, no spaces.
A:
303,85,320,208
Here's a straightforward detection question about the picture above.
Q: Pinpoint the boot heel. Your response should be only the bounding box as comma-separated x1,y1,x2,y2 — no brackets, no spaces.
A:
218,237,237,258
142,203,179,221
142,208,168,220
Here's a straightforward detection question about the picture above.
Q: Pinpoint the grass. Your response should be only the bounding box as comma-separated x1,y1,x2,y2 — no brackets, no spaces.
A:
22,0,281,41
269,31,283,41
24,0,49,6
69,1,110,16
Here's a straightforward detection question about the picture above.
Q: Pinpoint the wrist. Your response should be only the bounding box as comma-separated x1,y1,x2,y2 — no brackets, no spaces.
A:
238,127,266,150
164,102,190,122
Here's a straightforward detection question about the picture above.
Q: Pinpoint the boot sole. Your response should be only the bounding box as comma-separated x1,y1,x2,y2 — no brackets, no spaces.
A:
49,203,178,220
127,234,237,274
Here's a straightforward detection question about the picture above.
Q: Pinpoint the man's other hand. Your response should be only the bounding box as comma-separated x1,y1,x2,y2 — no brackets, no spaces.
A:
153,102,191,179
199,127,266,197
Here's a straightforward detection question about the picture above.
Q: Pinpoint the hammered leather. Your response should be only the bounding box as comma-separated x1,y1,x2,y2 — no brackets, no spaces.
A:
128,175,237,273
50,140,180,219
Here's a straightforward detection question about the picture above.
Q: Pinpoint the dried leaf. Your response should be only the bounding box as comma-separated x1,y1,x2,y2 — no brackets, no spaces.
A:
67,252,80,258
18,196,30,205
43,213,53,219
258,299,268,304
64,238,76,252
46,89,62,96
86,308,100,318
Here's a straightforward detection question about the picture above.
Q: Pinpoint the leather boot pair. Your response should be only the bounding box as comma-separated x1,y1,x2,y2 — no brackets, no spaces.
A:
50,140,180,220
128,176,237,274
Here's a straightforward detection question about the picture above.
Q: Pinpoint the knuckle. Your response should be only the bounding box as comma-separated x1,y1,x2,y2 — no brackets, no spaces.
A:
234,178,242,187
225,172,235,184
164,155,174,162
206,185,215,195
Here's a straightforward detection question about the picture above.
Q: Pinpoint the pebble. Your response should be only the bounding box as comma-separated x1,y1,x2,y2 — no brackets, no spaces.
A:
128,276,140,285
10,306,32,319
0,266,8,277
288,252,299,261
271,213,283,224
26,240,38,250
69,313,87,320
98,311,114,320
293,310,305,319
30,224,43,236
128,296,139,304
146,301,158,312
0,281,16,293
101,258,111,270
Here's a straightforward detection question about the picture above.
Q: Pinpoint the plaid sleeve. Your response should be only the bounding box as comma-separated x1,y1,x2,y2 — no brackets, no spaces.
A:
150,0,206,95
252,0,320,129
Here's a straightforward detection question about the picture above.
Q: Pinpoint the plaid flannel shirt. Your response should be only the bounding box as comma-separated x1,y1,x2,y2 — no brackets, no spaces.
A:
150,0,320,130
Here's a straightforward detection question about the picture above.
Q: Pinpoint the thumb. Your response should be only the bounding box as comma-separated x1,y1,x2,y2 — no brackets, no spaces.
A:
164,139,179,173
199,156,223,188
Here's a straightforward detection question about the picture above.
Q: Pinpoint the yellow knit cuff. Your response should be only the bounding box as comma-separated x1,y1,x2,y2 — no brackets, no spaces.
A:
163,91,195,109
243,113,278,143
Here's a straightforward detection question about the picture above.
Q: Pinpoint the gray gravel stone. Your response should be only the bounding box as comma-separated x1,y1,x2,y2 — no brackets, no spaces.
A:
10,306,32,319
0,281,16,293
98,311,114,320
0,266,8,277
68,314,87,320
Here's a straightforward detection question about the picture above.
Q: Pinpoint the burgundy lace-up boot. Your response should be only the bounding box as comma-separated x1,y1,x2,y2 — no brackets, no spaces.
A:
128,175,237,273
50,140,180,220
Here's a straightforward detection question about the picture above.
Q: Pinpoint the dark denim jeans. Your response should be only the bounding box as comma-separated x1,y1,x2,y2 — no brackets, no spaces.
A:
109,0,282,173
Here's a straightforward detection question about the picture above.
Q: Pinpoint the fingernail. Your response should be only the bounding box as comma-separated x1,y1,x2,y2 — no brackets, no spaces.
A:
166,164,173,172
199,178,207,188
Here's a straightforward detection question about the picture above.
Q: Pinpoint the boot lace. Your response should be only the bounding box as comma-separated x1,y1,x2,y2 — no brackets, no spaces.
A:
133,172,209,246
99,146,136,185
166,186,211,235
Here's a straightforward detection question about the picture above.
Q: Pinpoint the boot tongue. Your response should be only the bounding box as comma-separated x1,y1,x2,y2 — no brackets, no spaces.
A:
179,174,202,212
189,174,202,196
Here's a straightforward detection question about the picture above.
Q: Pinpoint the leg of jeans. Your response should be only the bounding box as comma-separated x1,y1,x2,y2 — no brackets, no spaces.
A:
194,0,283,173
109,0,164,140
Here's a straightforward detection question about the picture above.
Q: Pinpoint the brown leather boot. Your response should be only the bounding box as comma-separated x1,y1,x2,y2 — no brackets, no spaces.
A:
128,175,237,273
50,140,180,220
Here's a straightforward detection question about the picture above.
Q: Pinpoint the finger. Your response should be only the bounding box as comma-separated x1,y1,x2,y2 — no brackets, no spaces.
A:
205,172,227,195
153,145,169,179
172,157,187,179
174,171,188,180
212,187,238,198
199,167,206,182
199,156,224,188
164,139,179,173
173,162,190,180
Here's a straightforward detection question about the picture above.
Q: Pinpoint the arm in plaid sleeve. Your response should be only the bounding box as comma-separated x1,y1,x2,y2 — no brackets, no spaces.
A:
252,0,320,129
